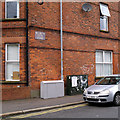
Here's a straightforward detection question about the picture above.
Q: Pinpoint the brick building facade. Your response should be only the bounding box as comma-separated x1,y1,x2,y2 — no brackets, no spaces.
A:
1,1,120,100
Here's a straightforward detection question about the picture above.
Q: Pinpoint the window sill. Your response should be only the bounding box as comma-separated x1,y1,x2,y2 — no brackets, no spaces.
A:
0,81,27,84
6,79,20,81
1,18,26,22
100,30,109,33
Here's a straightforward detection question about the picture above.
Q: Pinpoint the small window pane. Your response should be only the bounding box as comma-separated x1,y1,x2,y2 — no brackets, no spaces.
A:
96,51,103,62
7,2,17,18
96,64,103,77
104,51,111,62
6,63,19,80
7,45,19,60
100,3,111,17
100,16,108,31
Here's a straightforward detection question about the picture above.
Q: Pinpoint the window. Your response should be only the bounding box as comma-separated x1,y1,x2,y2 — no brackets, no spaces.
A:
96,50,112,77
100,15,108,31
5,44,20,81
100,3,110,31
5,0,19,19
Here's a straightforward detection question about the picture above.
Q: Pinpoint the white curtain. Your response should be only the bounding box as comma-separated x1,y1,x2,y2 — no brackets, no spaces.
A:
96,64,103,77
104,51,111,62
104,64,112,76
7,45,19,60
96,51,103,62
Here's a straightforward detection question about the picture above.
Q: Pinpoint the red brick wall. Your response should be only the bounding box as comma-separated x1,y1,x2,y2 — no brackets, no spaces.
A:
28,2,119,39
28,2,120,88
62,2,119,39
2,87,31,101
29,27,120,89
28,2,60,30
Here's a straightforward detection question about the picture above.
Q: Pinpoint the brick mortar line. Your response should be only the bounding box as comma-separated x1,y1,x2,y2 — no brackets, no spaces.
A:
1,101,85,117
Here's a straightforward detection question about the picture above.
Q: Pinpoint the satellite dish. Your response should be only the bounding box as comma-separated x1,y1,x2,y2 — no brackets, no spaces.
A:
82,3,92,12
37,0,44,5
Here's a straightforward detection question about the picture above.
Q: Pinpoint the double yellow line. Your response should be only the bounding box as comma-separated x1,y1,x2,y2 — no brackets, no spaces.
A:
11,103,88,119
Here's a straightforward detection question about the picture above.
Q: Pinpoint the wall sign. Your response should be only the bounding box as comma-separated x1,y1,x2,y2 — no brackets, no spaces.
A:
71,76,77,87
35,31,45,40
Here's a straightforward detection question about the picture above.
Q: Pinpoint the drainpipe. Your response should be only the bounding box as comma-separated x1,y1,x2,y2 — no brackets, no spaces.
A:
26,0,29,86
60,0,63,81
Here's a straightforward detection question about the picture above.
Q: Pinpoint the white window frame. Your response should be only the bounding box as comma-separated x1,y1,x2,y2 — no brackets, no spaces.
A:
5,0,19,19
5,44,20,81
96,50,113,77
100,3,110,32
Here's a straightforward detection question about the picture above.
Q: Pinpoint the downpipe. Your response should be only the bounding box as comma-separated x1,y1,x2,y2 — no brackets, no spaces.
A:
60,0,63,81
26,0,29,86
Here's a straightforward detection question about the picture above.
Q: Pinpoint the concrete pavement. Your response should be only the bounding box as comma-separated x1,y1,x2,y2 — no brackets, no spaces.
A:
1,94,85,117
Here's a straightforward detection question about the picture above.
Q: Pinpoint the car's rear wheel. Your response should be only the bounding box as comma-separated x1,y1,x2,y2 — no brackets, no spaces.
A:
114,93,120,106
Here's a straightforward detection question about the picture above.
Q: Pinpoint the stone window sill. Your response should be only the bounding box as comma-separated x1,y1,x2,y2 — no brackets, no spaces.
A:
1,18,26,22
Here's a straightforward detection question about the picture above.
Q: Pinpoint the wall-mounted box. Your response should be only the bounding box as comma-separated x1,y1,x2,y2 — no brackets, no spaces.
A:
40,80,64,99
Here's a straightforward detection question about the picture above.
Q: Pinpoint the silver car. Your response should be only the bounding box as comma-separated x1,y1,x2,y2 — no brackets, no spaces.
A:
83,74,120,105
